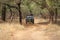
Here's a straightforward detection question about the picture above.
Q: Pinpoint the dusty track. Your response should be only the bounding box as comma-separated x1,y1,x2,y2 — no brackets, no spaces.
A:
0,19,60,40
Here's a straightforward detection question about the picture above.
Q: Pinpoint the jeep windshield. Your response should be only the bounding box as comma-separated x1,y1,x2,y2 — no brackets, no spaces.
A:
26,15,34,19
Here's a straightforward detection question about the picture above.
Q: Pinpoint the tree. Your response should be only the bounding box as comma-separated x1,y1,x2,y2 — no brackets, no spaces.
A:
17,0,22,24
1,2,22,24
31,0,48,18
46,0,59,23
1,5,6,21
32,0,56,23
54,0,58,23
44,0,55,23
1,2,18,22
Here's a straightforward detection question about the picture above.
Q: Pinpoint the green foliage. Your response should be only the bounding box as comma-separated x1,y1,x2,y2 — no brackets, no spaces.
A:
0,0,60,17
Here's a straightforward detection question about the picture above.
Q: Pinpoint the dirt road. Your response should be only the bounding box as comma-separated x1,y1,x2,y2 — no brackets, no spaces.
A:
13,24,60,40
0,19,60,40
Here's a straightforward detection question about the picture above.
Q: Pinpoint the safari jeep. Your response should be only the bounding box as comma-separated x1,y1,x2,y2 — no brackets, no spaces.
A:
26,14,34,24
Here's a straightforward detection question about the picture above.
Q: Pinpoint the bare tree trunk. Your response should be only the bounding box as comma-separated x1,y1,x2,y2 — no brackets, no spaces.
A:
49,9,54,23
1,5,6,21
55,8,58,23
54,0,58,23
17,2,22,24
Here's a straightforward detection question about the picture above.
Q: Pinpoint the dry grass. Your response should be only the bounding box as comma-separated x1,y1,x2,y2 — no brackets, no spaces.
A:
0,19,60,40
0,23,25,40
